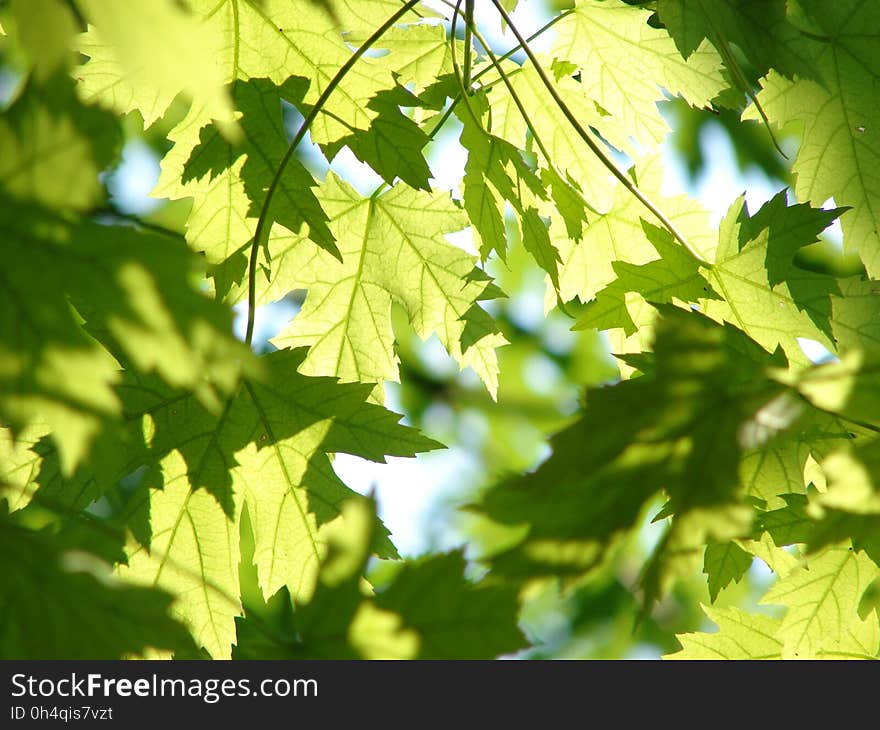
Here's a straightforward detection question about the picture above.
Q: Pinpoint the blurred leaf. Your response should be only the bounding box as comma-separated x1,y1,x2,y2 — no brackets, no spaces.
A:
0,74,120,210
0,197,244,473
0,514,194,659
236,500,526,659
9,0,78,80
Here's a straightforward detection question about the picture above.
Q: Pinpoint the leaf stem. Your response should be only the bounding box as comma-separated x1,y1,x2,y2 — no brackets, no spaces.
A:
424,6,572,143
463,0,474,90
475,9,572,78
244,0,421,346
693,0,786,159
449,1,547,157
451,3,599,220
449,1,482,128
486,0,708,265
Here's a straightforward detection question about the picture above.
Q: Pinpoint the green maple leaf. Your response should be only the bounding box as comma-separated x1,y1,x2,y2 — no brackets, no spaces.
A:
0,74,121,211
120,454,243,660
704,540,753,602
0,197,244,473
670,590,880,660
150,0,440,273
183,77,338,259
759,494,814,546
556,155,866,380
666,604,783,660
541,168,589,243
554,155,717,307
761,545,879,659
741,532,801,576
75,0,234,130
3,352,438,658
458,94,546,257
744,1,880,276
700,193,845,364
657,0,816,80
551,0,727,151
478,307,787,589
268,174,507,397
580,192,880,378
324,84,434,191
0,513,194,659
114,348,437,657
8,0,78,81
147,0,426,159
574,221,715,335
460,124,512,261
236,500,526,659
222,0,420,147
155,102,255,268
234,350,435,597
457,92,564,286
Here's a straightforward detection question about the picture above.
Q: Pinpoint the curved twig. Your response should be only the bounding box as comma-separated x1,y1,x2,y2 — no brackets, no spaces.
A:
486,0,708,265
424,6,573,143
244,0,421,346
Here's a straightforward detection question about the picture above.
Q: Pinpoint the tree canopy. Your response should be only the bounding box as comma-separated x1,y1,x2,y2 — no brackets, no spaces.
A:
1,0,879,660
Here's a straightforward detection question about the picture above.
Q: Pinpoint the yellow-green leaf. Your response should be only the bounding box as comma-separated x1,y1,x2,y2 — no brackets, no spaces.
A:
270,174,507,397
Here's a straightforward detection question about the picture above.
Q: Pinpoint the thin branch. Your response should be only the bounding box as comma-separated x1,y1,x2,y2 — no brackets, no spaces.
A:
806,401,880,437
454,3,550,159
90,204,187,241
693,0,787,159
421,6,572,143
471,8,573,81
455,6,600,220
486,0,708,265
244,0,421,346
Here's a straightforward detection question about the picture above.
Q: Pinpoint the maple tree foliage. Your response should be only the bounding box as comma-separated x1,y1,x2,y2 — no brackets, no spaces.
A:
1,0,879,660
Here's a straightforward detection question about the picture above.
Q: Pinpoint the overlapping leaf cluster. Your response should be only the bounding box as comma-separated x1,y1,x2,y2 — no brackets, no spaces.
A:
2,0,880,660
470,0,880,660
0,0,520,659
